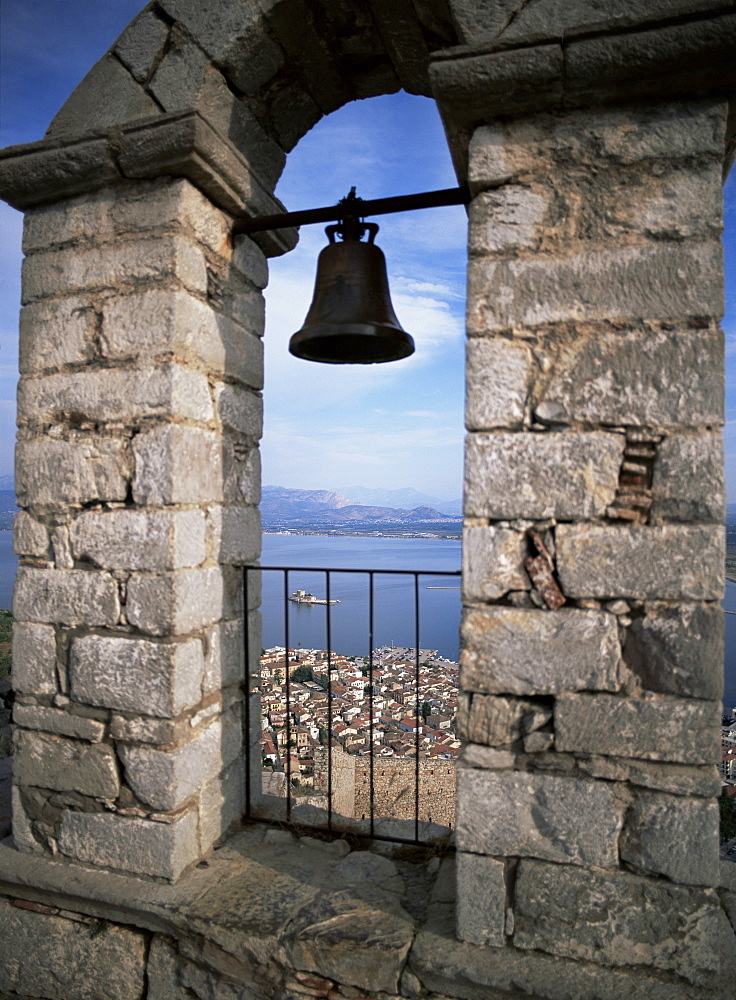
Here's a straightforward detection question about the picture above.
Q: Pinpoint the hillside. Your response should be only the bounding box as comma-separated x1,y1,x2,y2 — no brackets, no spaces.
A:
261,486,461,535
334,486,462,516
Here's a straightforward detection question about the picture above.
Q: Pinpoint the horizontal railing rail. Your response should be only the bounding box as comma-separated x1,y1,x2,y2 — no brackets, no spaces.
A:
243,564,461,844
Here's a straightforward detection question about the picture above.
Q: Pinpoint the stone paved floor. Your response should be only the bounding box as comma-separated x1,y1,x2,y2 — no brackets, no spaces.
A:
2,823,735,1000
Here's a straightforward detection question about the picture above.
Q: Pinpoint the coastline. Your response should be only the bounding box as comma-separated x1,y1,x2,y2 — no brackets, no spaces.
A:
262,530,460,540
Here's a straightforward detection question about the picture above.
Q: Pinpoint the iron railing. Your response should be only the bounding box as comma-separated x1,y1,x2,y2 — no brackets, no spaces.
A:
243,565,461,844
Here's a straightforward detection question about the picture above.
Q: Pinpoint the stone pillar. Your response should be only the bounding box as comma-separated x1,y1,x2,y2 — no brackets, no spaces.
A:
0,115,292,880
455,98,727,986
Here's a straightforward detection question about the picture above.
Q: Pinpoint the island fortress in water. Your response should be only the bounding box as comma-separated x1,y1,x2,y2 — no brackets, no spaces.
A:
288,589,341,606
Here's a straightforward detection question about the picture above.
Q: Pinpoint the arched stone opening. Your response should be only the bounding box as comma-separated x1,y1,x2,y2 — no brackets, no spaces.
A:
1,2,736,997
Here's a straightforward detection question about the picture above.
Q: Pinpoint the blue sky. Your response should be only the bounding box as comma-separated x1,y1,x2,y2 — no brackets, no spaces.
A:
0,0,734,503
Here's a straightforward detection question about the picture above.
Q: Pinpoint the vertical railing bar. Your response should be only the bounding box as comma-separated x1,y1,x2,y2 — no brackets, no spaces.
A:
243,567,251,820
369,571,375,838
414,572,420,844
284,569,291,822
326,570,333,833
368,571,375,837
326,571,332,831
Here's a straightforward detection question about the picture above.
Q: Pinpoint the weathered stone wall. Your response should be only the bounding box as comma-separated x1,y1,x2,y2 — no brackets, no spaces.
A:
454,96,730,990
311,746,456,827
9,175,266,880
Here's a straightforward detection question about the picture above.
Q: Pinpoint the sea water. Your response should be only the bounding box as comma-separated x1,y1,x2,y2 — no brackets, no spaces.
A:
1,529,734,709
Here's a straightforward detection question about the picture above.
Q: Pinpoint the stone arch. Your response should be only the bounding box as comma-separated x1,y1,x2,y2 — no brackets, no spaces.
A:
1,3,736,996
43,1,456,194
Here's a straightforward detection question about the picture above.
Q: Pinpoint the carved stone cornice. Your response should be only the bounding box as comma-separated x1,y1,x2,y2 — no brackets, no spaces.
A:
0,110,296,257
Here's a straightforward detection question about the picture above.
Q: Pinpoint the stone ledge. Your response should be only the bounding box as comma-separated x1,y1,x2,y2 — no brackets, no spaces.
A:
430,10,736,175
0,111,296,259
1,828,734,1000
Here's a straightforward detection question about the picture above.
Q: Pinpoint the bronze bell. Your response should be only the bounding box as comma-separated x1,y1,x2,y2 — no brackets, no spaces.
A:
289,218,415,364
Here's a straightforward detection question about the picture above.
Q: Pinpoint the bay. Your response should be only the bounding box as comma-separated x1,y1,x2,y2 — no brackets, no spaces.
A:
258,533,462,661
0,529,733,710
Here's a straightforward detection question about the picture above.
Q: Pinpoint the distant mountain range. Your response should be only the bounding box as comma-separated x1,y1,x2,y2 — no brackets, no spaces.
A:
333,486,462,516
261,486,461,528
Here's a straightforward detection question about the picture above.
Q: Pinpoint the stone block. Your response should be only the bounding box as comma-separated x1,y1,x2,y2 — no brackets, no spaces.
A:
110,715,178,744
600,166,722,241
215,382,263,438
623,604,723,700
14,729,119,799
22,234,207,301
114,9,170,82
462,526,529,600
12,622,57,695
432,43,564,128
651,432,725,522
0,138,121,213
70,509,206,571
556,524,725,600
575,755,720,798
536,328,724,428
513,859,721,987
232,234,269,290
465,431,623,520
45,53,160,140
223,440,261,505
456,767,622,867
0,895,146,1000
565,15,736,107
11,784,41,852
469,186,549,254
467,101,726,192
158,0,280,76
101,288,264,385
459,745,516,769
118,714,241,811
450,0,522,46
13,705,105,742
126,566,238,636
199,756,246,853
207,505,261,565
14,511,50,559
467,243,723,334
13,567,120,626
203,618,249,692
457,692,552,746
132,425,223,505
555,693,721,763
22,189,117,251
148,33,211,112
465,337,533,430
145,935,180,1000
460,607,620,696
19,296,96,374
499,0,729,47
192,64,286,189
15,435,132,507
280,885,414,995
18,364,213,426
620,790,719,886
114,112,294,259
70,634,203,717
59,809,200,880
455,852,506,947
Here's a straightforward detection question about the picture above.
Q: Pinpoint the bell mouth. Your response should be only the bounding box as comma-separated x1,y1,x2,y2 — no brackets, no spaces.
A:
288,323,415,364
